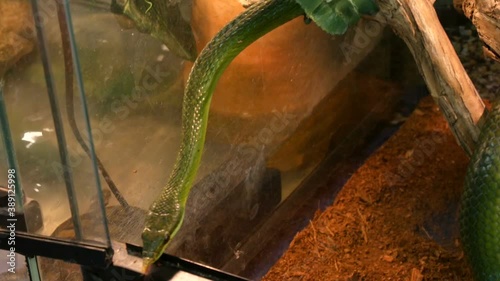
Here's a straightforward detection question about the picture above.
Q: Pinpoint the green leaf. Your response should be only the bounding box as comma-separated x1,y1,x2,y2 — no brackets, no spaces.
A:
295,0,379,35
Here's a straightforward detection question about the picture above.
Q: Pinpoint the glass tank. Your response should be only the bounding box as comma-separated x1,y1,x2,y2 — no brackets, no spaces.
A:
0,0,423,280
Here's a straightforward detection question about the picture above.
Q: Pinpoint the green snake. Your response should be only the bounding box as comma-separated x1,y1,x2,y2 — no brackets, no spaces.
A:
140,0,500,279
141,0,306,270
461,101,500,281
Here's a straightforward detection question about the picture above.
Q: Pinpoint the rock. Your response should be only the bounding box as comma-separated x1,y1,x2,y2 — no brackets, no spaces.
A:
0,0,36,77
186,0,390,160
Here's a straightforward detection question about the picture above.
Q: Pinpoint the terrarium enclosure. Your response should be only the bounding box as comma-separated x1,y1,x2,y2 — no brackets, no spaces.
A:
0,0,495,280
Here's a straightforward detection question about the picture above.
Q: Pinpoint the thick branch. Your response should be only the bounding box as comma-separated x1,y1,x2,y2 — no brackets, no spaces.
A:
376,0,485,156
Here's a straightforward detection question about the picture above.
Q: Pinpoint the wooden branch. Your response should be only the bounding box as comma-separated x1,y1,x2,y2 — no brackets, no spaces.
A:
375,0,485,156
462,0,500,62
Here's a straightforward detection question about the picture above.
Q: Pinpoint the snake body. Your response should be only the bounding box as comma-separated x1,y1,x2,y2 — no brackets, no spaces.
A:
141,0,500,279
461,102,500,281
141,0,304,270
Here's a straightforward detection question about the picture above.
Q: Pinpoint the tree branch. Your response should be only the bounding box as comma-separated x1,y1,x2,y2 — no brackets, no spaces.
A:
376,0,485,156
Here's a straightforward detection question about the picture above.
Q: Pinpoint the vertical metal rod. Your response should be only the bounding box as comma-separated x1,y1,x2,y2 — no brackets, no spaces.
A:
0,82,42,281
0,81,25,212
60,0,111,247
29,0,83,240
25,260,42,281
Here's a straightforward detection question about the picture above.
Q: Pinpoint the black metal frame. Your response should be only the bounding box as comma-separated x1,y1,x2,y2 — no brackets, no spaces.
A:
0,229,248,281
0,230,113,268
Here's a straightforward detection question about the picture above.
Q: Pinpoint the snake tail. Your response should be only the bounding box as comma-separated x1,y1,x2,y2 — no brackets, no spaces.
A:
141,0,304,270
460,101,500,281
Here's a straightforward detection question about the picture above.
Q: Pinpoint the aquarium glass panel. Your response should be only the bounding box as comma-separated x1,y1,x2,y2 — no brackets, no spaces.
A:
0,0,110,249
0,0,429,279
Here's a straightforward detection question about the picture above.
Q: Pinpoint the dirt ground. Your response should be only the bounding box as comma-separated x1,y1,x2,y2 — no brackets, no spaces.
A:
263,96,482,281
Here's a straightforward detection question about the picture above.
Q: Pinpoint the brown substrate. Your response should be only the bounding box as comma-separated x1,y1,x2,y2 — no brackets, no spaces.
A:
263,96,476,281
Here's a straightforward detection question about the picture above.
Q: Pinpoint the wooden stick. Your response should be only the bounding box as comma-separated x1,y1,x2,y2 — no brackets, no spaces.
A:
376,0,485,156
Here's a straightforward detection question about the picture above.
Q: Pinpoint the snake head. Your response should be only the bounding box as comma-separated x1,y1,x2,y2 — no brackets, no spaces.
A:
142,227,170,272
141,206,184,273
